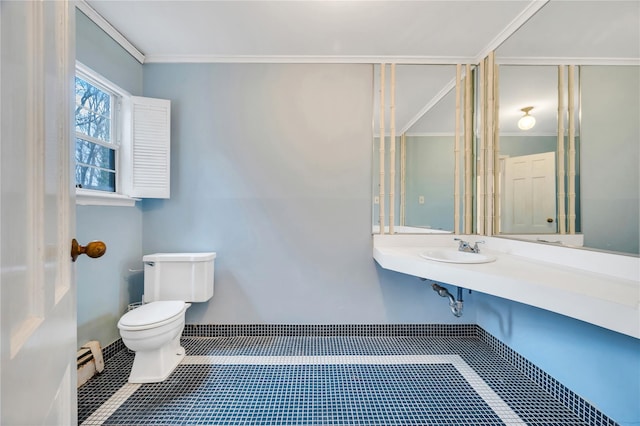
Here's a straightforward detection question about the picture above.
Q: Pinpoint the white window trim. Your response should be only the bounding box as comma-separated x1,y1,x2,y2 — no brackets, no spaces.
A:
76,188,139,207
75,62,134,206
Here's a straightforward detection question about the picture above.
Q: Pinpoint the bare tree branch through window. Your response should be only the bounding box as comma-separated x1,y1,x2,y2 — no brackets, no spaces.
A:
75,76,116,192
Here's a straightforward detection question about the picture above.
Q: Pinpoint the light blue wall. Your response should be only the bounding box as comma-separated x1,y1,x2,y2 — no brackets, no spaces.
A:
405,135,454,230
75,9,142,94
475,292,640,426
372,135,457,231
141,63,475,325
75,208,144,347
75,9,144,348
581,66,639,254
500,135,556,157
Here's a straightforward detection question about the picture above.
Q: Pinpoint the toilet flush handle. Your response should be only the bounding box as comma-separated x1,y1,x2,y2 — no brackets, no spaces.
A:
70,239,106,262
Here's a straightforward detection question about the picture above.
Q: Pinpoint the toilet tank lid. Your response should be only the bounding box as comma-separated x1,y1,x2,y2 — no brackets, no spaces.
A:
143,252,216,262
119,301,186,327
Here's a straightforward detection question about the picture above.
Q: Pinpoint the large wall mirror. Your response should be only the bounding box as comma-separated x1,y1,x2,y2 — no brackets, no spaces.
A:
493,0,639,255
372,64,474,235
371,1,639,256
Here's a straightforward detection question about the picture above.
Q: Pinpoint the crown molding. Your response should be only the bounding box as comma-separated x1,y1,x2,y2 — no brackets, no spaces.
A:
500,132,565,137
474,0,549,63
373,132,455,138
404,132,455,137
76,0,145,64
399,76,459,135
142,55,477,65
495,57,640,66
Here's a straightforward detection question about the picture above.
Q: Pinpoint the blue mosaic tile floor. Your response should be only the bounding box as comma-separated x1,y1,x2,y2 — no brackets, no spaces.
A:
79,336,588,426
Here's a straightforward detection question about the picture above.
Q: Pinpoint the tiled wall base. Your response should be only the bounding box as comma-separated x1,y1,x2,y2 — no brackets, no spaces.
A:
476,327,617,426
102,339,126,362
100,324,617,426
183,323,478,337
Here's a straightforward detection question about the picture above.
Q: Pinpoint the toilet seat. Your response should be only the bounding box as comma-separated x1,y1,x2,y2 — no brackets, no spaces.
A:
118,301,186,331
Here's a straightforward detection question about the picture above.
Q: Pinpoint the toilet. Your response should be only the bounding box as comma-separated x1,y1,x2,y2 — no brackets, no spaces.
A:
117,252,216,383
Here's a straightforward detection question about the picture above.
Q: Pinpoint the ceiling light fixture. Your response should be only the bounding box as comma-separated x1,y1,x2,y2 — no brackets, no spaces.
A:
518,106,536,130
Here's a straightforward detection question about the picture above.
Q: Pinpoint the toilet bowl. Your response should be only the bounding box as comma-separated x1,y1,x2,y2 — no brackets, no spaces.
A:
118,300,191,383
118,252,216,383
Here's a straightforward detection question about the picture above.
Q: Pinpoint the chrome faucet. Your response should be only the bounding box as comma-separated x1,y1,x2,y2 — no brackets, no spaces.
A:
454,238,485,253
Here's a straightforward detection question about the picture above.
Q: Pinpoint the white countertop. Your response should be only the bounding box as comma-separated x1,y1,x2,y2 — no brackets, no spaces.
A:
373,234,640,339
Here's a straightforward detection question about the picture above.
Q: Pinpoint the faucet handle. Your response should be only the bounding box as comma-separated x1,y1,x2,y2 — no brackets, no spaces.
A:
472,240,486,252
453,237,469,250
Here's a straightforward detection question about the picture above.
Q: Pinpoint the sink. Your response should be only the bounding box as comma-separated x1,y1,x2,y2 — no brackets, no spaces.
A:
419,249,496,264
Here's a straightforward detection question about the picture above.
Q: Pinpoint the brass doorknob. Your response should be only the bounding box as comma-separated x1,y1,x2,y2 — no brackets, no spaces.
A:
71,239,106,262
547,218,554,223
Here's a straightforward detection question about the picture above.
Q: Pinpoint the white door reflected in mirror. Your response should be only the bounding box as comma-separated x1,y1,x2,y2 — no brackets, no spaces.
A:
500,151,556,234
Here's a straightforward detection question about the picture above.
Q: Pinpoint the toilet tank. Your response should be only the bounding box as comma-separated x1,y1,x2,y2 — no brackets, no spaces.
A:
143,252,216,303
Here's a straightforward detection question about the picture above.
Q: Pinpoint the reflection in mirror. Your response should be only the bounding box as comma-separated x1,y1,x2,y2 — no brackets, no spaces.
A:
497,65,580,236
493,0,639,256
579,66,639,255
372,65,460,234
496,65,639,255
403,86,458,232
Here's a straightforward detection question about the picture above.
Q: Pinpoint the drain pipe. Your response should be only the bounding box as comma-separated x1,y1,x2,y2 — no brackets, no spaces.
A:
431,283,464,317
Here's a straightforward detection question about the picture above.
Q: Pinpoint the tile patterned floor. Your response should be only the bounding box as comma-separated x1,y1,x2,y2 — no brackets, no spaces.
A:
78,336,592,425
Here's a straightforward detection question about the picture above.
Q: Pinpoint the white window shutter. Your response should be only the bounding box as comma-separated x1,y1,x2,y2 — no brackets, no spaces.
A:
124,96,171,198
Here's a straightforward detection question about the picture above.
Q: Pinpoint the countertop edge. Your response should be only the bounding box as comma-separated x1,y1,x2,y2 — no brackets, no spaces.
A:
373,245,640,339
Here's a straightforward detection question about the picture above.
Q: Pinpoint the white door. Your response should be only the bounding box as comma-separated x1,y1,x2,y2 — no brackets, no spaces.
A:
1,1,77,424
501,152,557,234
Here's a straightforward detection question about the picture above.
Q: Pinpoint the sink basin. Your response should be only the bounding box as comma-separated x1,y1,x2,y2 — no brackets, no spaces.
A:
419,249,496,264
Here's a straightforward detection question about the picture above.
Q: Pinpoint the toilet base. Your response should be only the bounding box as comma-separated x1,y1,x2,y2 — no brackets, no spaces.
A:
127,338,186,383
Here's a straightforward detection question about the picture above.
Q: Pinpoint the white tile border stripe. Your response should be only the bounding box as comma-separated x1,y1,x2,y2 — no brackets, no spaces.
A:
80,383,141,426
82,355,526,426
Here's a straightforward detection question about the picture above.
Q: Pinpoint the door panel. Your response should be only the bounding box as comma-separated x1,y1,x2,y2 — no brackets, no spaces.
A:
502,151,556,234
1,1,76,424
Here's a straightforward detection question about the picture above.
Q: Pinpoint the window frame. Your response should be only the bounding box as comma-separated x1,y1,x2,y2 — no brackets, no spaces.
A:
75,62,138,207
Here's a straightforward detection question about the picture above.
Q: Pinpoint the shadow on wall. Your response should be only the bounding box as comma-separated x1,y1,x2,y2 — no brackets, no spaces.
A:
141,198,166,213
78,267,143,348
125,269,144,306
476,297,514,341
78,313,121,348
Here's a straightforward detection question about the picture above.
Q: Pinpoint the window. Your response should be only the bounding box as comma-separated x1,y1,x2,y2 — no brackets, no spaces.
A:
75,73,119,192
74,63,171,206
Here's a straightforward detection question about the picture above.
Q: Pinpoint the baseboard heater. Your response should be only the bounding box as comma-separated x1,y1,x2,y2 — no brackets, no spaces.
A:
77,341,104,388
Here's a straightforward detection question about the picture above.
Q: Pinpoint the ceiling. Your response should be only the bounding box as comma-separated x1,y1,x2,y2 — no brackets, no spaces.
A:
84,0,541,63
83,0,639,134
